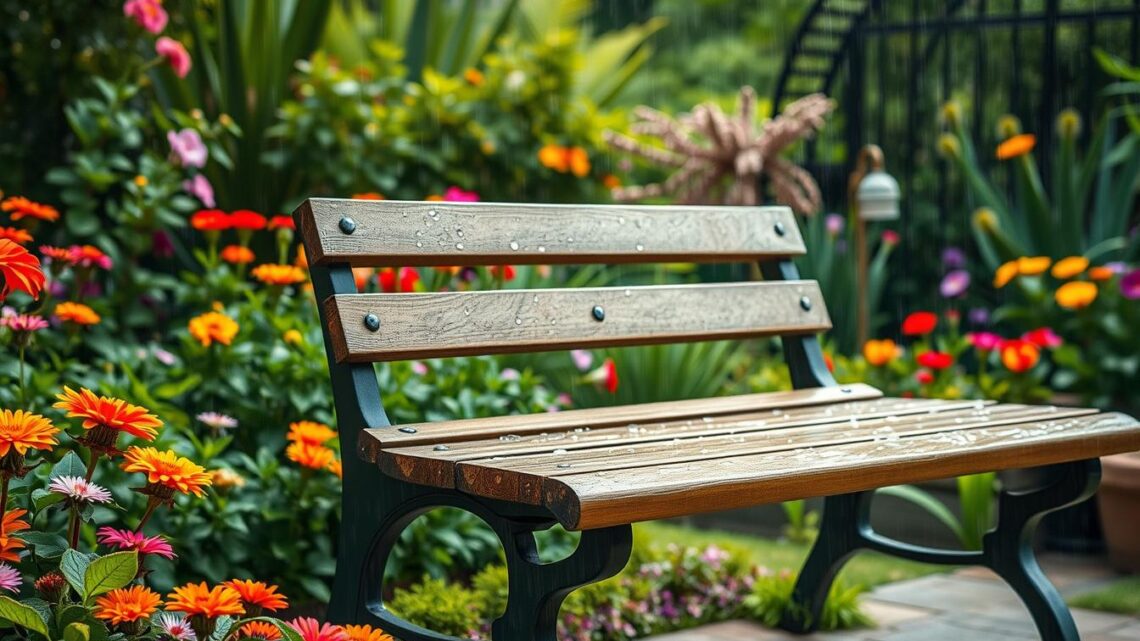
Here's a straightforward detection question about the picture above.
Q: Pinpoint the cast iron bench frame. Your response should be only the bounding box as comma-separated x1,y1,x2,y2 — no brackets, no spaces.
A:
296,198,1138,641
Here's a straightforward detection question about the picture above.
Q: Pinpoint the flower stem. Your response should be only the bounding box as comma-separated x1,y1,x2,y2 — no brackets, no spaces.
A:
136,499,160,531
0,476,9,518
84,452,101,482
16,345,26,407
68,505,80,549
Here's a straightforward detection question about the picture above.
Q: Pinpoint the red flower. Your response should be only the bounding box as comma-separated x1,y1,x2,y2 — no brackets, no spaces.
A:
489,265,516,281
915,370,935,385
156,37,191,78
901,311,938,336
191,210,231,232
268,216,295,231
881,230,900,246
916,351,953,370
823,353,835,373
0,239,45,300
378,267,419,293
585,358,619,394
230,210,267,231
1022,327,1062,349
1000,339,1040,374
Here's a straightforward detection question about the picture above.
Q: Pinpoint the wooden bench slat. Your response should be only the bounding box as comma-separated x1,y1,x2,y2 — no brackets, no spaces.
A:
363,384,882,450
296,199,806,267
326,281,831,362
457,405,1098,505
374,397,990,488
546,411,1140,530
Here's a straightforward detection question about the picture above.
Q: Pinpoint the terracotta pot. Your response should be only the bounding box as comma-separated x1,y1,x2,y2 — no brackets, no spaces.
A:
1098,452,1140,572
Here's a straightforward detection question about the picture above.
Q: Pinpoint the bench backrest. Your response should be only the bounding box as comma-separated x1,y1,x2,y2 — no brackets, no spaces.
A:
296,199,833,364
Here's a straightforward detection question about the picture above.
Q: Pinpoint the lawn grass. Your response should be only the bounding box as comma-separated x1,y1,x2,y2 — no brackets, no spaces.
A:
638,521,947,588
1068,576,1140,615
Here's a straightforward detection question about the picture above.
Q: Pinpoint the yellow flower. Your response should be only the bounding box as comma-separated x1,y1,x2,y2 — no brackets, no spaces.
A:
283,329,303,346
1016,256,1051,276
133,175,148,188
1055,281,1098,309
996,134,1036,160
189,311,239,347
996,114,1022,139
862,339,899,367
994,260,1019,288
121,446,212,498
940,100,962,127
251,264,306,286
1050,256,1089,280
936,133,960,159
1056,108,1081,139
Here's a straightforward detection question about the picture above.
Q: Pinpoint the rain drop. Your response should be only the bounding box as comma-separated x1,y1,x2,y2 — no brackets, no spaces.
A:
509,241,520,251
455,242,464,250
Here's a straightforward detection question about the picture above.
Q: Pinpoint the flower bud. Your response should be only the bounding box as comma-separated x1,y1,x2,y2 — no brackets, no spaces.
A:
941,100,963,128
937,133,961,159
1056,108,1081,140
973,207,998,233
996,115,1022,139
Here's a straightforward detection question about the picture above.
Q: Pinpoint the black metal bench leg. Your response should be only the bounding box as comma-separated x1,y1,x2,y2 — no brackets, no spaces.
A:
783,460,1101,640
493,524,633,640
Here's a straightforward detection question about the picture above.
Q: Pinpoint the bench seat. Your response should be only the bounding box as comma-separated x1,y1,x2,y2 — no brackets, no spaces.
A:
361,384,1140,530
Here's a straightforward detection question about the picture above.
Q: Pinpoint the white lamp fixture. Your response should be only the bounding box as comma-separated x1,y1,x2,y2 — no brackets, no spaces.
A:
856,170,901,221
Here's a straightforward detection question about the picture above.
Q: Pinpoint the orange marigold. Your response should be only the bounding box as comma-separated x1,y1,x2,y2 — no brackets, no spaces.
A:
0,239,45,300
54,387,162,441
94,585,163,625
351,192,384,200
538,144,569,172
1017,256,1051,276
54,301,100,325
1055,281,1098,310
2,196,60,222
994,260,1019,288
0,509,30,562
0,227,33,245
996,134,1036,160
862,339,900,367
1050,256,1089,280
0,409,59,458
287,421,336,446
166,582,245,618
1088,266,1115,282
343,625,394,641
327,458,343,479
251,264,306,286
286,442,336,470
121,446,212,498
220,245,255,265
567,146,590,177
241,622,283,640
189,311,239,347
222,579,288,612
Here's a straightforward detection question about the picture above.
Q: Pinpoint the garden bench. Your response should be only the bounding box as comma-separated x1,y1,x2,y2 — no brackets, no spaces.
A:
296,198,1140,641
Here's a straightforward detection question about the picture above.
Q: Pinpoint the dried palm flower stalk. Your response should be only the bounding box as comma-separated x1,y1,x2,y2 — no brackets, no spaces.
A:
604,88,834,213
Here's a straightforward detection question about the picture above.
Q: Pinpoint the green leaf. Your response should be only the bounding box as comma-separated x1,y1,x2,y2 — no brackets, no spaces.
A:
31,489,65,511
51,452,87,480
876,485,965,544
63,623,89,641
60,549,90,599
0,595,50,638
19,532,69,559
83,552,138,600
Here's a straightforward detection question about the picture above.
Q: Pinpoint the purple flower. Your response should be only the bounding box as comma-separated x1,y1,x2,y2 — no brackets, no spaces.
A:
942,246,966,269
940,269,970,298
152,229,175,257
167,129,208,168
153,347,177,365
570,349,593,372
968,307,990,326
49,476,113,504
1122,268,1140,300
0,564,20,594
824,213,844,237
500,368,520,381
196,411,237,431
183,173,215,207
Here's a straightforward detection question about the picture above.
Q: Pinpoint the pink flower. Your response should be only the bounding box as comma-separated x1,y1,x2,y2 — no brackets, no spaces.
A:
881,229,900,246
410,361,429,376
123,0,167,34
287,618,348,641
156,37,192,78
500,368,520,381
442,186,479,202
182,174,215,207
824,214,844,237
1122,268,1140,300
96,527,176,559
1022,327,1062,349
168,129,208,168
0,564,20,594
156,613,196,641
196,412,237,431
0,310,48,333
940,269,970,298
49,476,113,504
967,331,1003,352
570,349,594,372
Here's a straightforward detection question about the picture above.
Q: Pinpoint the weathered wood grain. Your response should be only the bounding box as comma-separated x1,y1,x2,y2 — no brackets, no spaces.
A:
327,281,831,362
295,198,806,267
545,412,1140,530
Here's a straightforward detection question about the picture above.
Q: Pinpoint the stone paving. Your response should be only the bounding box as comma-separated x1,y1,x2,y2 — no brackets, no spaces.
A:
650,554,1140,641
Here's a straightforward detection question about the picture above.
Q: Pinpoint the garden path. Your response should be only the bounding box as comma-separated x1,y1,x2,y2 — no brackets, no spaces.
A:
650,554,1140,641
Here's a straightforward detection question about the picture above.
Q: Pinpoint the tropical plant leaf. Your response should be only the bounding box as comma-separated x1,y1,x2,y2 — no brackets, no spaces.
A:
60,549,90,600
83,552,138,600
875,485,965,544
0,596,50,638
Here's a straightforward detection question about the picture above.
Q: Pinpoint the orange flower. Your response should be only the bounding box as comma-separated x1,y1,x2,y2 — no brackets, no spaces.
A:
0,409,59,458
1,196,59,222
1000,339,1040,373
0,509,30,562
0,239,45,300
1017,256,1051,276
1055,281,1097,309
286,442,336,470
190,209,231,231
251,264,306,286
994,260,1019,288
241,622,283,640
1088,266,1115,281
189,311,239,347
538,144,569,172
121,446,212,498
54,387,162,441
55,302,100,325
601,174,621,190
863,339,900,367
1050,256,1088,279
0,227,33,245
223,580,288,612
327,458,343,479
166,582,245,618
567,146,590,177
996,134,1036,160
342,625,394,641
220,245,255,265
94,586,163,625
287,421,336,446
463,68,484,86
351,192,384,200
